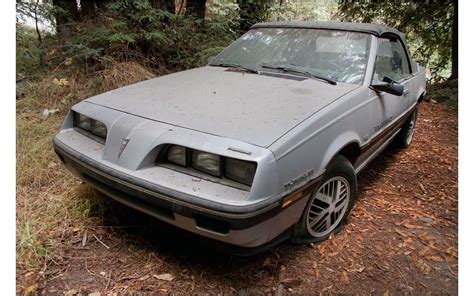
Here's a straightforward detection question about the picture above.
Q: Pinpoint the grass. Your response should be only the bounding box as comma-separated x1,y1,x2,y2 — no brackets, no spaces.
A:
16,61,157,276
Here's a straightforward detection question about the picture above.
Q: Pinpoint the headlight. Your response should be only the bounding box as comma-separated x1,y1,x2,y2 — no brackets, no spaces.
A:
75,113,92,131
225,158,257,186
74,112,107,139
192,150,221,177
167,145,187,167
160,145,257,186
91,120,107,138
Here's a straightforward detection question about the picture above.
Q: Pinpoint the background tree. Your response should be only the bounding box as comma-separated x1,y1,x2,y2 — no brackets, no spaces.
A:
238,0,272,33
150,0,176,14
52,0,79,28
336,0,456,82
186,0,206,19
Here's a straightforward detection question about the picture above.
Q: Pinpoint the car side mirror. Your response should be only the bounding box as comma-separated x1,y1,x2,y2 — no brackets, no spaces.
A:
371,76,404,96
207,56,216,64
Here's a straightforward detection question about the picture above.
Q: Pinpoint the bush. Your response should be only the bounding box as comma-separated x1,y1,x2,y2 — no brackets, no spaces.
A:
29,0,239,75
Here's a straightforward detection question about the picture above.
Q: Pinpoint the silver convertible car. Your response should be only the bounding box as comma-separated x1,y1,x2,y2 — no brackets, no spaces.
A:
53,21,426,253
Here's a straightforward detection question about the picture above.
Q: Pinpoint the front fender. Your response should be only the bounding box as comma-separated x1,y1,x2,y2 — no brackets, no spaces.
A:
319,131,361,171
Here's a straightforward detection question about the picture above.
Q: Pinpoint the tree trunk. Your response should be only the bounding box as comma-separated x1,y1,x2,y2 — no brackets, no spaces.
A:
238,0,266,34
34,0,42,44
52,0,79,30
449,0,458,80
80,0,96,19
238,0,252,34
95,0,109,10
185,0,206,19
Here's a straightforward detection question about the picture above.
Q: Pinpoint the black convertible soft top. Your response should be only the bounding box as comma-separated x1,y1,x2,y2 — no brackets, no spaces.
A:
252,21,405,39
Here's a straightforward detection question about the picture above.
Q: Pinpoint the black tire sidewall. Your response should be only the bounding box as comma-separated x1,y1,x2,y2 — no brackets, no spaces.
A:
291,155,357,244
396,108,418,149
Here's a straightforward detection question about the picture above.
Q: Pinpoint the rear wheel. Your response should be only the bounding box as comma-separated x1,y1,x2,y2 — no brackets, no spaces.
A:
395,109,418,149
291,155,357,244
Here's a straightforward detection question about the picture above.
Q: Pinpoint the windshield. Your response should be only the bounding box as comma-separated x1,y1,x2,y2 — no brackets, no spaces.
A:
211,28,371,84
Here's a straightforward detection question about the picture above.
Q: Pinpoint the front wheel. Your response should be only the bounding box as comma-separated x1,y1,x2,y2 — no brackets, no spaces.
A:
291,155,357,244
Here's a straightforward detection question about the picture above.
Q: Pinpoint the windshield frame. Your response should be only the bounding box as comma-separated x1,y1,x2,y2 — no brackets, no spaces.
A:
210,27,375,85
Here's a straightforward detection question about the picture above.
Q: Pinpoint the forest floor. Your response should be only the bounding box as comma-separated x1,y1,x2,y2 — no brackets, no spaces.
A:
17,89,457,294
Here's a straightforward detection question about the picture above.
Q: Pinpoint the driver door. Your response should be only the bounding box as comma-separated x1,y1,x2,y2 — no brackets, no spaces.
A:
369,37,413,141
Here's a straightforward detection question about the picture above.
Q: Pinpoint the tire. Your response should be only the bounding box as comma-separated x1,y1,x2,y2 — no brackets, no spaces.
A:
290,155,357,244
394,108,418,149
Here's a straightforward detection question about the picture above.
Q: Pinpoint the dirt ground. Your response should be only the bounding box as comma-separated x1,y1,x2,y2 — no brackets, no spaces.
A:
17,102,457,295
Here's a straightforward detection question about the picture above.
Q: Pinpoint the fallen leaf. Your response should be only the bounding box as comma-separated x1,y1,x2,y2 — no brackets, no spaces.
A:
81,230,88,247
24,271,34,278
65,289,78,296
426,255,445,262
449,265,458,276
153,273,175,281
23,284,37,295
321,285,333,292
281,278,302,287
341,270,349,283
53,78,69,86
419,182,427,194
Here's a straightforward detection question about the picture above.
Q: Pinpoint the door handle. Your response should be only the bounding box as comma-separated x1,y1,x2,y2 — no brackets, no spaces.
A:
403,89,410,95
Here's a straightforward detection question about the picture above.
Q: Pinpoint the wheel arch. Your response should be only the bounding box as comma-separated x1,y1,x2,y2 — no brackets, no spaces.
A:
320,132,362,172
417,92,425,103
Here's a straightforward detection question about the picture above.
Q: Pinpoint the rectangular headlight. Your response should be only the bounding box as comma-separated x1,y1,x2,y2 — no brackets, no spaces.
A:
167,145,187,167
74,112,107,140
75,113,92,131
225,158,257,186
91,119,107,138
192,150,221,177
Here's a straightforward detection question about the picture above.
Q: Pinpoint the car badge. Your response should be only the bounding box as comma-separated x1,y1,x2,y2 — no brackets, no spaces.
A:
118,138,130,158
227,147,252,155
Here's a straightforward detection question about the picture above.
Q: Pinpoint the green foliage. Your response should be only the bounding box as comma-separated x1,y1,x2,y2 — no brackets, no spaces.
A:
336,1,455,82
16,26,47,78
28,0,239,72
269,0,338,21
426,79,458,108
238,0,274,32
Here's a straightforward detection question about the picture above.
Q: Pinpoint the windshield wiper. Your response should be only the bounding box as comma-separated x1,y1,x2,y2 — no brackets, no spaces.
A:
261,63,337,85
210,62,259,74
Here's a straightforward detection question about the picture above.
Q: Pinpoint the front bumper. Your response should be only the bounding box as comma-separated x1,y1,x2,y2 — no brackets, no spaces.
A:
53,138,310,249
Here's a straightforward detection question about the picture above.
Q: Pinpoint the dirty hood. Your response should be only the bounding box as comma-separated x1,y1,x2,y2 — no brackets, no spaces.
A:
85,66,359,147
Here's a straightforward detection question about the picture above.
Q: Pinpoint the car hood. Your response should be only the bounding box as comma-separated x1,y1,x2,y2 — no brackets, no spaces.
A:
85,66,359,147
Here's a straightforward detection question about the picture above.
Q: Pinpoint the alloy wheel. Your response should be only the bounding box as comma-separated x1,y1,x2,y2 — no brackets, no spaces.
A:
306,176,350,238
406,111,417,145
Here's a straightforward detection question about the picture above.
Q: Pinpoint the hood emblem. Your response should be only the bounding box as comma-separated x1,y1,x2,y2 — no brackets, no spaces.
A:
118,138,130,158
228,147,252,155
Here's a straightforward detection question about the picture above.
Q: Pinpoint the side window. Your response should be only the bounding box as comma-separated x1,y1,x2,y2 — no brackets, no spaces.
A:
374,38,410,82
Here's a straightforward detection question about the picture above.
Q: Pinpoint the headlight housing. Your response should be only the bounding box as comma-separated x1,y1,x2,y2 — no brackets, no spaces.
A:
167,145,187,167
73,112,107,141
225,158,257,186
76,113,91,130
161,145,257,187
192,150,221,177
91,120,107,138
